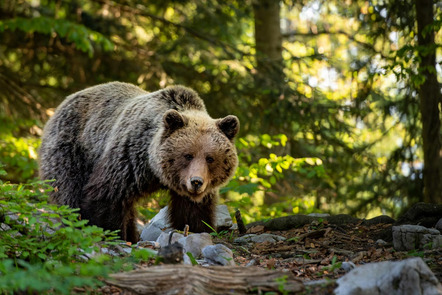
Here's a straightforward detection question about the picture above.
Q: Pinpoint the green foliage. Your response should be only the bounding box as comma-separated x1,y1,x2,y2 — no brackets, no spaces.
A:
0,167,123,294
223,134,326,195
321,256,342,273
274,275,289,295
186,252,199,265
201,220,230,238
0,17,113,56
222,134,329,222
131,248,158,263
0,0,439,222
0,117,40,183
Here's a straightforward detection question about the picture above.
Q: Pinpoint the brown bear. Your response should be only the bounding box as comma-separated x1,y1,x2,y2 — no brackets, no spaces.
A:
39,82,239,243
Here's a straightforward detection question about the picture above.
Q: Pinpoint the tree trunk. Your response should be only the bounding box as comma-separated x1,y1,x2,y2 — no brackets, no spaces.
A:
253,0,283,111
253,1,291,205
106,265,304,294
414,0,442,204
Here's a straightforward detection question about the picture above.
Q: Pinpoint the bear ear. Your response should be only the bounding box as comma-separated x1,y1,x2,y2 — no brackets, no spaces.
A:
163,110,187,134
217,115,240,140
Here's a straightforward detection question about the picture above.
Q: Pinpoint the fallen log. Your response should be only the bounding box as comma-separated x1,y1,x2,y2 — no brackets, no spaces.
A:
106,265,304,294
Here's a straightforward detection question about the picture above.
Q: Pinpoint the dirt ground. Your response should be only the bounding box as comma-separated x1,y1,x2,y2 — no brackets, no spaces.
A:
100,219,441,294
228,221,441,281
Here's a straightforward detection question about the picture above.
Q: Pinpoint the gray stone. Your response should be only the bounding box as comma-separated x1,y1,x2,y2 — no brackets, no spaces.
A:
156,231,184,248
424,234,442,249
234,233,286,244
178,232,213,259
202,244,235,266
136,240,160,249
140,207,172,242
215,204,233,228
140,205,234,242
135,219,145,236
245,259,258,267
392,225,440,251
436,218,442,231
335,257,442,295
340,261,356,273
375,239,388,246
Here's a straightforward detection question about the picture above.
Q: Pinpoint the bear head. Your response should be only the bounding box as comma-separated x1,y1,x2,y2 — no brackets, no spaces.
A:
151,109,239,202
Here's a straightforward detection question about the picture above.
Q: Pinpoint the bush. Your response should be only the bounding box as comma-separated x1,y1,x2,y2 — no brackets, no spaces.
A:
0,167,125,294
221,134,330,222
0,117,40,183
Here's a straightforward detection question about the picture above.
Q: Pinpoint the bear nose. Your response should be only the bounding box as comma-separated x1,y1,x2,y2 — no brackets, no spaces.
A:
190,176,204,190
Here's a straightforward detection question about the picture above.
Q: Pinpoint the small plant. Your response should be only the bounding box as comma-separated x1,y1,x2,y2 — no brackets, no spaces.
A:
275,275,289,295
287,236,300,243
186,252,199,265
201,220,230,238
407,249,424,258
321,256,342,273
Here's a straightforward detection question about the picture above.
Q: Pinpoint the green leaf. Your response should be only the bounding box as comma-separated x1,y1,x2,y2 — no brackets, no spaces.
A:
186,252,198,265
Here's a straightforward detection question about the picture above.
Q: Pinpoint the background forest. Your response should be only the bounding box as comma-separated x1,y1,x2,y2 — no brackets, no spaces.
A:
1,0,442,220
1,0,442,292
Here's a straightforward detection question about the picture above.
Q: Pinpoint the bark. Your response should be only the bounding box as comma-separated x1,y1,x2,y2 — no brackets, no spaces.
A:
414,0,442,204
106,265,304,294
253,0,283,108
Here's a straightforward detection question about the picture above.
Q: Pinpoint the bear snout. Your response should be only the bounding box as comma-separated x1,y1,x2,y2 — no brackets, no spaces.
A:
190,176,204,190
186,175,207,196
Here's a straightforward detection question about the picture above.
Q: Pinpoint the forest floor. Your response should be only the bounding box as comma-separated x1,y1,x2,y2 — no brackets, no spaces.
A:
99,219,441,294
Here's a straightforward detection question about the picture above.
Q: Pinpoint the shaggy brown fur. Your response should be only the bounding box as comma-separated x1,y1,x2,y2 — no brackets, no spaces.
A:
39,82,239,242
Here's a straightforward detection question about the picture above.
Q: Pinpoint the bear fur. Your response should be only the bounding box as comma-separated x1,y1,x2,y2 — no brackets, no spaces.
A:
39,82,239,243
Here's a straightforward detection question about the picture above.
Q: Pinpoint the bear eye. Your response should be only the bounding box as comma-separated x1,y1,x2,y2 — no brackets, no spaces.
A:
184,154,194,161
206,156,214,164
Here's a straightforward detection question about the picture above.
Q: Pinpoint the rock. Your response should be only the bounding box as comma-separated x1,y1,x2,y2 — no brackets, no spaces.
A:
156,231,184,248
135,219,145,236
215,205,233,229
229,223,238,230
423,234,442,249
202,244,235,266
335,257,442,295
140,207,172,242
178,232,213,258
392,225,440,251
436,218,442,231
99,242,134,257
245,259,258,267
136,240,160,249
158,242,184,264
395,202,442,228
140,205,234,242
340,261,356,273
234,233,286,244
375,239,388,246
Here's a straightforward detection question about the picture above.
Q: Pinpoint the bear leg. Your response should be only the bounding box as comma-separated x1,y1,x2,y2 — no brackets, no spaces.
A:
168,191,217,233
122,206,139,244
